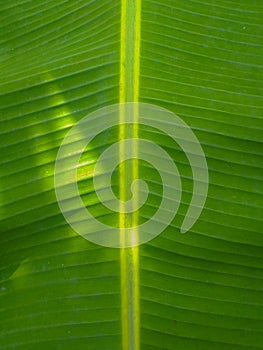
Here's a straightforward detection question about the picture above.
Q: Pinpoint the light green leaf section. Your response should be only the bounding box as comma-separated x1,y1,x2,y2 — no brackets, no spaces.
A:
0,0,263,349
0,1,122,349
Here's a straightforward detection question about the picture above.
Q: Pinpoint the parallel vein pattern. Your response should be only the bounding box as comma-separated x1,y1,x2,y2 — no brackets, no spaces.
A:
0,0,263,350
0,1,121,349
140,0,263,349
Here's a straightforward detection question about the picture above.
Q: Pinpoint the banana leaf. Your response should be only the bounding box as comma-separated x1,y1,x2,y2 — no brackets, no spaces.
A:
0,0,263,349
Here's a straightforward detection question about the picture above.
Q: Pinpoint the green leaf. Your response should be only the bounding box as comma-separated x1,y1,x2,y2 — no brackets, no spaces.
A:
0,1,263,349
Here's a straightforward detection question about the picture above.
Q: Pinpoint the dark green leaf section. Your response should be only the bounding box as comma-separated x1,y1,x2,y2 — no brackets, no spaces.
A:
140,0,263,349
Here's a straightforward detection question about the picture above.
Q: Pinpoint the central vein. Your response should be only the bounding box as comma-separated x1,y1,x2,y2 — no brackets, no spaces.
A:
119,0,141,349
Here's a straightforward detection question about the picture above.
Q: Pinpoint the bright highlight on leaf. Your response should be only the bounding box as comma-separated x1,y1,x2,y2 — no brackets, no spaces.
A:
54,102,208,247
